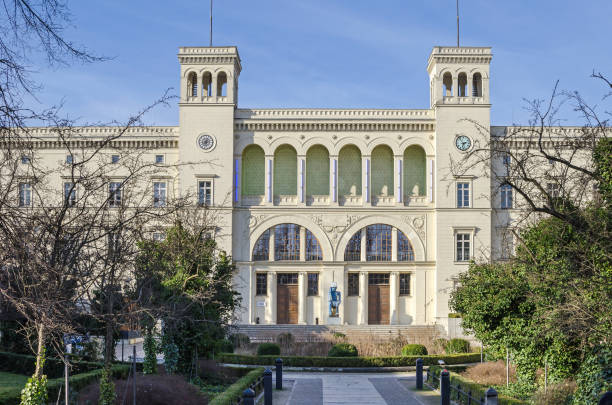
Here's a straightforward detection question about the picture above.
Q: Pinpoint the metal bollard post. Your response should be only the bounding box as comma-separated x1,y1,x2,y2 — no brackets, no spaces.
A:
275,358,283,390
440,369,450,405
485,387,498,405
264,368,273,405
416,358,423,390
242,388,255,405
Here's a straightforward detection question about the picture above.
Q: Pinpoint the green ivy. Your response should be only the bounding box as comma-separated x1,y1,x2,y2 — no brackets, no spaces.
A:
142,329,157,375
162,340,179,374
20,349,47,405
98,366,116,405
572,345,612,405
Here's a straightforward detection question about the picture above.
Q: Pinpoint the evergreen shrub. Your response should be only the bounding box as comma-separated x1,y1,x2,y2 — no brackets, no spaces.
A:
401,344,428,356
256,343,280,356
328,343,358,357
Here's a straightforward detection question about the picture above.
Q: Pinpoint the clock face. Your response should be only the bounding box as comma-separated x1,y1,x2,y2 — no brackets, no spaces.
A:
455,135,472,151
197,134,215,151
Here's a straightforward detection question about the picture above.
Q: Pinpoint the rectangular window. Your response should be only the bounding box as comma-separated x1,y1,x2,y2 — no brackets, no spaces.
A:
111,155,120,164
500,229,514,260
457,182,470,208
307,273,319,296
64,182,76,207
66,155,73,164
153,182,167,207
277,273,298,285
368,273,390,285
502,154,511,177
20,155,30,164
399,273,411,295
152,232,165,242
547,183,560,199
155,155,164,164
108,232,120,260
108,182,122,207
456,233,471,262
198,180,212,206
348,273,359,296
18,183,32,207
274,224,300,261
256,273,267,295
500,184,512,209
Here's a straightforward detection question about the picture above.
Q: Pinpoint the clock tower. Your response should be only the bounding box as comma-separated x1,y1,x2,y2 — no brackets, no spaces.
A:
426,46,493,322
177,46,241,253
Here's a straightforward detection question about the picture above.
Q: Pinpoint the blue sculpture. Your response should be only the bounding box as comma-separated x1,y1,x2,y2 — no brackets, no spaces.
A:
328,282,342,317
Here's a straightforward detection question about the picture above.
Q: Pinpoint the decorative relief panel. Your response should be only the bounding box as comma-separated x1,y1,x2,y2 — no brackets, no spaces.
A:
403,215,426,242
311,214,362,246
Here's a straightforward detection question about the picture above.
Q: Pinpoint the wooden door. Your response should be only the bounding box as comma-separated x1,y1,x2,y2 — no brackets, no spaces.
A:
277,274,298,324
368,273,390,325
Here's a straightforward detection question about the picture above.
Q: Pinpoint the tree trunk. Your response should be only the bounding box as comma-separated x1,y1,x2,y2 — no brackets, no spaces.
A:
104,286,115,367
34,323,45,378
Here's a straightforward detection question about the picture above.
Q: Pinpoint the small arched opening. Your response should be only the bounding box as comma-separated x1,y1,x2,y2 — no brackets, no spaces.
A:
443,72,453,96
242,145,265,198
203,72,212,97
458,73,468,97
273,144,297,198
306,145,330,199
472,73,483,97
187,72,198,97
371,145,394,203
217,72,228,97
338,145,362,199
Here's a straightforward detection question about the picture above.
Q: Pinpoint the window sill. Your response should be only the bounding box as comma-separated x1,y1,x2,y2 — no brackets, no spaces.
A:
453,261,470,265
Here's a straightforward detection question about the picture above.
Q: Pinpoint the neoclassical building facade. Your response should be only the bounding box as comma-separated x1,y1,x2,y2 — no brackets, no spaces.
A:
18,44,519,332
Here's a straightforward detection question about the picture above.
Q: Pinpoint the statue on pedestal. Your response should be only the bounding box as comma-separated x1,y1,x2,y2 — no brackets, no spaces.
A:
328,282,342,317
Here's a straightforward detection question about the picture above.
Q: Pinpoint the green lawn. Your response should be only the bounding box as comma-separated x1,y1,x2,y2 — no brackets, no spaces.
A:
0,371,29,393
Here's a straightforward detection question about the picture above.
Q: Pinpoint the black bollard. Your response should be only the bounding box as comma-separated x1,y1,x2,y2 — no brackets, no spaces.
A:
485,387,498,405
242,388,255,405
416,358,423,390
440,369,450,405
264,368,273,405
275,358,283,390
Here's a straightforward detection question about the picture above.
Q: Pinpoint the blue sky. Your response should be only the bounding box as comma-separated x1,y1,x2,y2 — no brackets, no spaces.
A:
30,0,612,126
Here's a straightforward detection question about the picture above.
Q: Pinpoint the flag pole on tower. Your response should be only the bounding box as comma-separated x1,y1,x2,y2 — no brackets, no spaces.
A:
210,0,213,47
456,0,460,47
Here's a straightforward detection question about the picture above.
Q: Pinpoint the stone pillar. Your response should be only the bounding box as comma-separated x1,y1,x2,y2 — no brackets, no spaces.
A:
358,271,367,325
299,226,306,261
394,155,402,204
298,271,307,324
212,73,218,98
249,266,256,323
427,157,434,203
330,155,338,204
391,227,398,261
265,156,274,204
268,228,275,261
267,272,277,324
298,156,305,205
362,156,370,204
415,270,426,324
389,271,399,325
234,156,241,205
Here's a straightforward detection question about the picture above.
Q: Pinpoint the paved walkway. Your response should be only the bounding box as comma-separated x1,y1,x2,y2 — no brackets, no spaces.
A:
270,372,440,405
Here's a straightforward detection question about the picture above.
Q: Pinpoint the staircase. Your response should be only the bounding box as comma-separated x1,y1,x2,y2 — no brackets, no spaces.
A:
231,324,443,343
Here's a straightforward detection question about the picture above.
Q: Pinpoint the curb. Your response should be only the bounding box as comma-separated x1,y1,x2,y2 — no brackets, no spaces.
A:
219,362,478,373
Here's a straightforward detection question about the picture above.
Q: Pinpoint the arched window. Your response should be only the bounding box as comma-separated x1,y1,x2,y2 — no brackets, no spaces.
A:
217,72,228,97
305,229,322,261
203,72,212,97
306,145,330,198
458,73,467,97
274,224,300,260
397,231,415,261
443,72,453,96
344,224,416,262
371,145,393,202
252,229,270,261
472,73,482,97
403,145,426,198
366,224,392,261
242,145,265,197
274,145,297,197
188,72,198,97
338,145,362,198
344,231,361,261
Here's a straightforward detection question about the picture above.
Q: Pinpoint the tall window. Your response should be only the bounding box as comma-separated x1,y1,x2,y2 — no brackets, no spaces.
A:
198,180,212,206
252,229,270,261
155,155,164,164
305,229,322,261
256,273,267,295
366,224,392,261
307,273,319,296
66,155,73,164
111,155,120,164
456,233,471,262
399,274,411,295
153,182,167,207
108,232,121,260
500,184,512,209
547,183,560,199
501,154,511,177
108,182,122,207
20,155,30,164
64,182,76,207
19,183,31,207
457,182,470,208
348,273,359,296
344,232,361,261
274,224,300,260
397,231,415,261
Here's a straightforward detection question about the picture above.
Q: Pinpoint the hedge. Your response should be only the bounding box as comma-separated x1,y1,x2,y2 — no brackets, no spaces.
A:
0,364,130,405
217,352,481,368
0,351,104,379
208,368,265,405
428,365,527,405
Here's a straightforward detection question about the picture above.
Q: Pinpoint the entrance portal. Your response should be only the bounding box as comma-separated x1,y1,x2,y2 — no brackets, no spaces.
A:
277,273,298,324
368,273,390,325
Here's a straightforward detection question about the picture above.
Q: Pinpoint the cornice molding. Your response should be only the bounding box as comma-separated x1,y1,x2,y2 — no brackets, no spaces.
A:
235,121,435,132
235,108,434,120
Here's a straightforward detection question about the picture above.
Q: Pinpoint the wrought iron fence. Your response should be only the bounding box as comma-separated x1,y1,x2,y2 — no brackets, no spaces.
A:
427,368,488,405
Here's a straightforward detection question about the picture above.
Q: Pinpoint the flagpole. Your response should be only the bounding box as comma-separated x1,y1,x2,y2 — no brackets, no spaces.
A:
456,0,460,47
210,0,213,47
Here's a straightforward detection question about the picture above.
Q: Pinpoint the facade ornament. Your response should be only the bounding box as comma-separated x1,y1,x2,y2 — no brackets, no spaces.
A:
403,215,426,241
